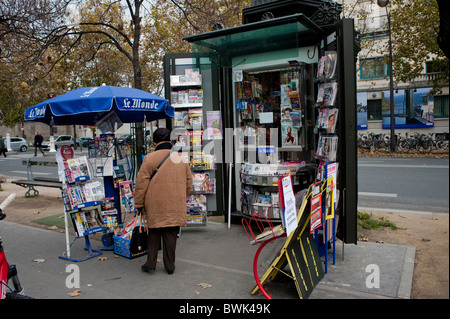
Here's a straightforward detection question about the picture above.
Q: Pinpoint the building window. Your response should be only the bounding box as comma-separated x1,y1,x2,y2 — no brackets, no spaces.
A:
367,99,382,120
358,15,388,38
425,61,441,73
360,57,390,79
434,95,449,118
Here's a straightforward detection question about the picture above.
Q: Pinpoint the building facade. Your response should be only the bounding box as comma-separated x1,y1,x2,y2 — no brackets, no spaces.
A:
346,0,449,138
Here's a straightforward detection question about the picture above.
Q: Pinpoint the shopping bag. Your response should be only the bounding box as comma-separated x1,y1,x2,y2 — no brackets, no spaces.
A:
129,212,148,254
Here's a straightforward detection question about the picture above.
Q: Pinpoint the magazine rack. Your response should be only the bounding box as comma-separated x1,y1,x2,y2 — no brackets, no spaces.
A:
242,213,286,299
59,156,108,262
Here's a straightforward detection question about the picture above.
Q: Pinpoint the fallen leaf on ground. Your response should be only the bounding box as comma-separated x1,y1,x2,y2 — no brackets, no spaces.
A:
197,283,212,289
68,289,81,297
33,211,40,215
48,226,58,230
376,240,385,244
98,257,108,261
358,237,368,242
194,291,200,295
33,258,45,263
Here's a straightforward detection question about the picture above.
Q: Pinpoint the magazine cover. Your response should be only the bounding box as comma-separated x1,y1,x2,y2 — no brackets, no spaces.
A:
281,84,292,107
324,176,335,220
101,197,118,231
119,180,136,213
172,127,190,148
240,101,253,120
119,180,133,197
70,212,87,237
327,108,338,134
184,68,202,83
174,111,188,126
83,180,104,202
113,165,126,188
317,52,337,81
186,194,207,224
84,206,104,229
171,91,178,105
192,173,215,193
190,130,203,148
322,82,338,106
325,162,338,217
206,111,223,140
317,55,326,80
64,157,91,183
316,136,338,161
177,90,188,105
317,107,329,129
310,182,323,234
290,110,302,128
188,108,203,129
323,52,337,80
289,91,300,109
281,121,298,146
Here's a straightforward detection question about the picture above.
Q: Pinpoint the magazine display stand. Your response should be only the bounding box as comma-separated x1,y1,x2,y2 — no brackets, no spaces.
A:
313,51,340,272
86,134,139,253
170,68,217,226
59,156,108,262
240,163,316,221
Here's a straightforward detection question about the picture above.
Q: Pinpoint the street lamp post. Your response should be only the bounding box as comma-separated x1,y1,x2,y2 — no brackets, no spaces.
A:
378,0,396,152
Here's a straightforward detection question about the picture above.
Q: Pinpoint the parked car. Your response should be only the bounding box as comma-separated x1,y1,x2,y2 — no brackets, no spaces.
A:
1,137,28,152
76,136,93,147
117,134,135,144
42,135,75,151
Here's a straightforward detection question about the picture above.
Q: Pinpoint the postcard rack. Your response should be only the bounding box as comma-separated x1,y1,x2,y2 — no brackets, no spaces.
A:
59,156,108,262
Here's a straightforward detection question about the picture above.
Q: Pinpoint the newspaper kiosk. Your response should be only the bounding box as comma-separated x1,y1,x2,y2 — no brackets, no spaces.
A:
181,0,359,298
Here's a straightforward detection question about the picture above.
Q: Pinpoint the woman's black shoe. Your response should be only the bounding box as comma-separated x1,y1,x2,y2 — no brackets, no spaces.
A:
141,265,155,273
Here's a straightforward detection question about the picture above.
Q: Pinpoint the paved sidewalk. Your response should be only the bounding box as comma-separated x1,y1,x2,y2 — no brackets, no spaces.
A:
1,218,414,300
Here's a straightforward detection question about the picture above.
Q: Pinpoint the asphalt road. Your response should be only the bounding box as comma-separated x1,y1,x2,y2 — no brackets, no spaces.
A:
357,157,449,214
1,150,448,214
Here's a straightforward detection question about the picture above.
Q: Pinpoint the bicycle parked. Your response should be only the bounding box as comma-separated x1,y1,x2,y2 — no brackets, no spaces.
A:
357,132,390,151
358,131,449,153
1,193,32,299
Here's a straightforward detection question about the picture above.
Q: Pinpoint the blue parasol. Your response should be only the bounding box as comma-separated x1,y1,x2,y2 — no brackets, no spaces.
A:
24,85,174,125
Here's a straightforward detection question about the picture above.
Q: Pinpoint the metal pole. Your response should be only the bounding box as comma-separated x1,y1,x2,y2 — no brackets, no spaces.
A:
227,163,233,229
387,9,396,152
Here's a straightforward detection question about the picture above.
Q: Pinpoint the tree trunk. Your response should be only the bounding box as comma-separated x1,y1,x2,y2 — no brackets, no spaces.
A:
131,0,145,168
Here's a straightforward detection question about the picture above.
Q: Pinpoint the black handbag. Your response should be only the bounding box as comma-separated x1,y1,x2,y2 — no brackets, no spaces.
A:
129,213,148,254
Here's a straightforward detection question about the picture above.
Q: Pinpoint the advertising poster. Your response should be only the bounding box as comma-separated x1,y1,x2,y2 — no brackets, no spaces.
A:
310,193,322,234
205,111,223,140
357,92,368,130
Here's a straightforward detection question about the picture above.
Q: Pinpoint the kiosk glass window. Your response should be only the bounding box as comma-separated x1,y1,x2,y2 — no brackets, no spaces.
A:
233,67,306,164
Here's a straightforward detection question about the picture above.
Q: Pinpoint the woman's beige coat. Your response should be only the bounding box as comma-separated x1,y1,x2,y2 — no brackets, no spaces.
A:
134,149,193,228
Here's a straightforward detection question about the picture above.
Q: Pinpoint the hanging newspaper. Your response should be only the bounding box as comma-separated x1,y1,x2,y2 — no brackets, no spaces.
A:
279,175,297,237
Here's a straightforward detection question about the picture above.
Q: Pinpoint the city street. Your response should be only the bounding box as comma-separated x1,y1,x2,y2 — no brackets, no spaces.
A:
357,157,449,214
1,150,448,214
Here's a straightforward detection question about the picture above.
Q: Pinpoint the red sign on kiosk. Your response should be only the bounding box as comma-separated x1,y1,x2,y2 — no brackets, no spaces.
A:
60,145,74,161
